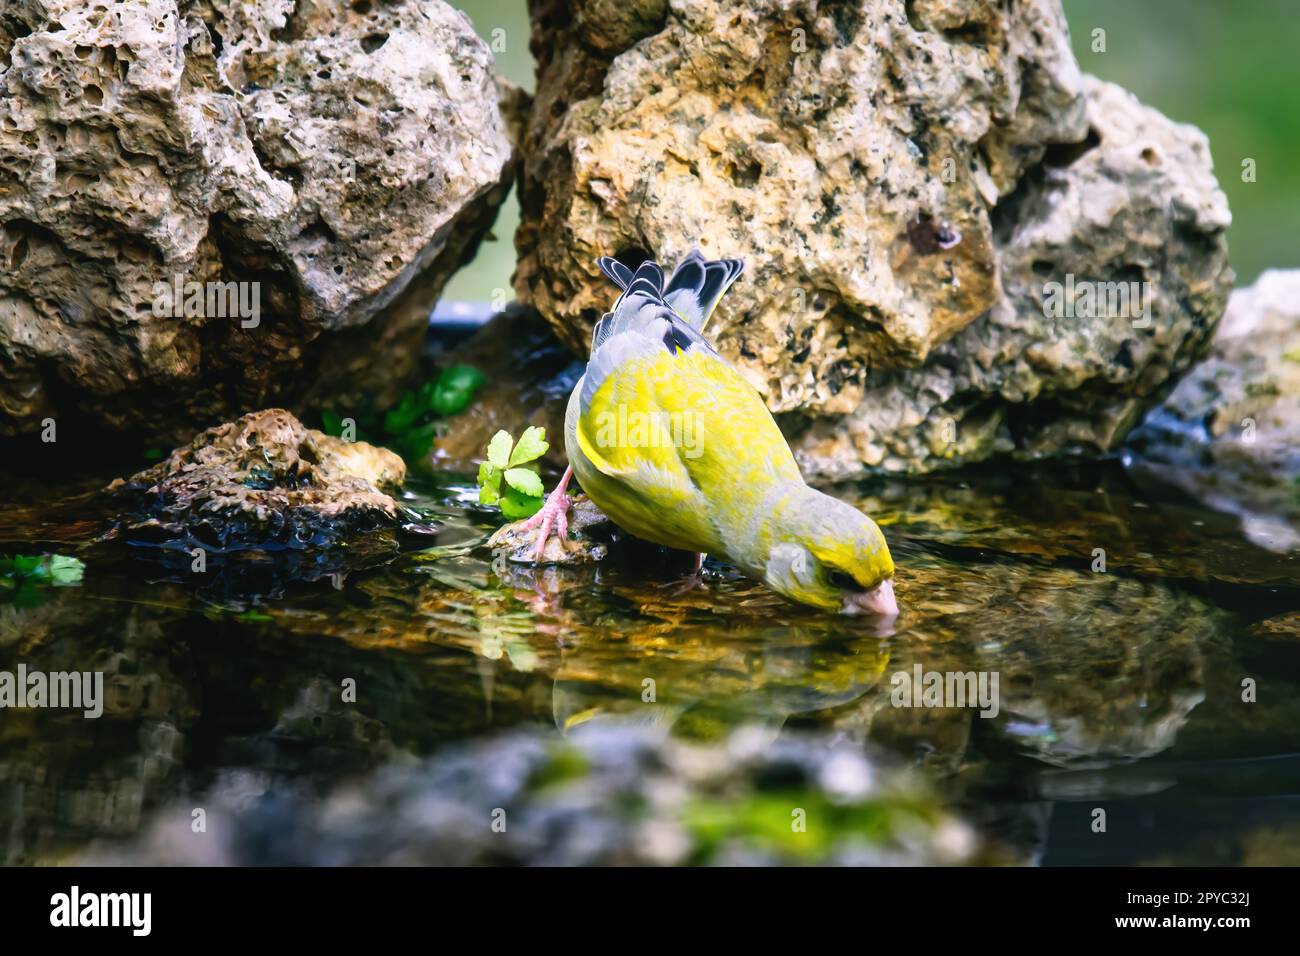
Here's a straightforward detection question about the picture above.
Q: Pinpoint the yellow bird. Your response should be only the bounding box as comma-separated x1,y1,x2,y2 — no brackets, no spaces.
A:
524,250,897,616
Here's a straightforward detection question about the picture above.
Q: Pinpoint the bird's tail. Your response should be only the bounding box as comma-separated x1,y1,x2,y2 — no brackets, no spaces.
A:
596,249,743,332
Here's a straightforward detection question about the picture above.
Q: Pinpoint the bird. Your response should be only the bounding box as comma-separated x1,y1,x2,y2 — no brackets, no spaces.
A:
522,249,897,616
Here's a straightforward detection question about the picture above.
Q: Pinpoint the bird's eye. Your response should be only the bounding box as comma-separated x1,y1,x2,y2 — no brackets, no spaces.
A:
827,571,856,590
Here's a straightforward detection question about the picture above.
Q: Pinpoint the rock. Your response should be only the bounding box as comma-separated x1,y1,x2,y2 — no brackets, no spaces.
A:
795,77,1233,476
431,307,580,474
105,409,409,576
81,722,983,865
488,494,613,565
515,0,1231,476
0,0,515,443
1127,270,1300,553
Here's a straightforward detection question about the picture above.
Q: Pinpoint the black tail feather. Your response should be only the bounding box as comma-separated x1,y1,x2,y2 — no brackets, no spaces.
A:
596,256,634,291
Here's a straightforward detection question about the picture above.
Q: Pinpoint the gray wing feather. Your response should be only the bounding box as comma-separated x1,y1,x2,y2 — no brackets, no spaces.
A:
583,294,714,413
662,249,744,330
582,251,735,413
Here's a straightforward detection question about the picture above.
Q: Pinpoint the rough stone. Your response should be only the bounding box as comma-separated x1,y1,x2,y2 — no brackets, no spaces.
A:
1127,270,1300,553
488,494,612,565
0,0,515,442
106,407,407,557
516,0,1232,476
81,722,983,865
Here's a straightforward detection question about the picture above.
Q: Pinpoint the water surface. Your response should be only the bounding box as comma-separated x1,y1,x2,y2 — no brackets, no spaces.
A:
1,459,1296,865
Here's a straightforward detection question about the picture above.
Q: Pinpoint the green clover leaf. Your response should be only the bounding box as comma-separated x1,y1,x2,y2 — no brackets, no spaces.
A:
46,555,85,587
503,466,544,498
500,485,544,520
509,425,549,466
478,461,503,505
487,430,514,469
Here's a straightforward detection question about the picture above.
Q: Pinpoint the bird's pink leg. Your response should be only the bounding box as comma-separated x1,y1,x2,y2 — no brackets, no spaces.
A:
668,552,708,596
524,465,573,562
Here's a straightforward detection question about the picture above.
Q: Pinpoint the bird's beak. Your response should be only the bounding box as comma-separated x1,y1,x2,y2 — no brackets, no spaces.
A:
843,578,898,617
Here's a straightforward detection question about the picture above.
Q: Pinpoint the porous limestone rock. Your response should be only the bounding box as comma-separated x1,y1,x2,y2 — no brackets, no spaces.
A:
0,0,514,442
794,77,1234,476
516,0,1232,475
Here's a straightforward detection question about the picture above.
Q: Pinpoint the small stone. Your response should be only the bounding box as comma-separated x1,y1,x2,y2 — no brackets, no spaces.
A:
488,496,613,565
107,408,406,560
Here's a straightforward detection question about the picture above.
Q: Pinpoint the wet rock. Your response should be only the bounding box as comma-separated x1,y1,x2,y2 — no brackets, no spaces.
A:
105,409,408,576
0,0,515,443
1127,270,1300,553
516,0,1231,475
1251,612,1300,643
82,723,982,865
488,495,613,565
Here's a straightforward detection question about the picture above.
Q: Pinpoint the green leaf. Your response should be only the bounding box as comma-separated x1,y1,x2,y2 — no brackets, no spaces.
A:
11,555,42,577
477,462,502,505
320,410,344,437
46,555,84,587
383,391,422,435
393,422,437,463
503,466,544,497
508,425,549,466
429,364,486,417
500,485,543,520
486,430,514,469
12,583,46,609
415,378,440,412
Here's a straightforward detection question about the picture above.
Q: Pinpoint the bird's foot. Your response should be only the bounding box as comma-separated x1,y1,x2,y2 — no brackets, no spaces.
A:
667,553,709,596
525,467,574,563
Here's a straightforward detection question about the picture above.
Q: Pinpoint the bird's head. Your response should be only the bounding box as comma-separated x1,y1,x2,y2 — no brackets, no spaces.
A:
763,488,897,616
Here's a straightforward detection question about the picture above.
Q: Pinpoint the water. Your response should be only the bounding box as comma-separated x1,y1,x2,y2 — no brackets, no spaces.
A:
1,457,1297,865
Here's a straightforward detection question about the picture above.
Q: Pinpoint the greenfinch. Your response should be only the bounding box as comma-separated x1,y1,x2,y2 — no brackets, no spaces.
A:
525,250,897,616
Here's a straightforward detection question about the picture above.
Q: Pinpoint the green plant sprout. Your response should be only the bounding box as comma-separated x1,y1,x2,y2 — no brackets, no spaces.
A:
478,426,550,519
321,363,486,464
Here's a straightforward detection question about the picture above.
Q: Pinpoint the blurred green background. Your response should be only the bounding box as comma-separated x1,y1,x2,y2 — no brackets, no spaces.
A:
445,0,1298,300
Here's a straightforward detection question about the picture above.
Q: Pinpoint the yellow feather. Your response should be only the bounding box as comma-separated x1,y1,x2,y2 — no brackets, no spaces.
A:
569,345,801,568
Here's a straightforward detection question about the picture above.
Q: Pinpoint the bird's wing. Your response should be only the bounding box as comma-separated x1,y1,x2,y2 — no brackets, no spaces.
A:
571,265,801,557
